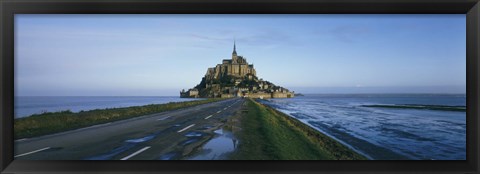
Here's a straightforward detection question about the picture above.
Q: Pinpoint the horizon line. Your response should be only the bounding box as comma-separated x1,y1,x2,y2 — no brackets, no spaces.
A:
15,93,467,97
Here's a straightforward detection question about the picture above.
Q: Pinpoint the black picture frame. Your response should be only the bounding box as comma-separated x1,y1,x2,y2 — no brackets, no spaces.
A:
1,0,479,173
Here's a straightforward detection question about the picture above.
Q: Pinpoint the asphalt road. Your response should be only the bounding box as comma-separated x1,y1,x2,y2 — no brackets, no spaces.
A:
14,98,245,160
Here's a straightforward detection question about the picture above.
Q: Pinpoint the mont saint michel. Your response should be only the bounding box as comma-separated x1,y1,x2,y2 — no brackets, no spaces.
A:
180,42,294,99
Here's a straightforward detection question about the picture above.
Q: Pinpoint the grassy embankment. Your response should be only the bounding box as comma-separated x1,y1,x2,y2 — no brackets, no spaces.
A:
15,98,224,139
228,98,367,160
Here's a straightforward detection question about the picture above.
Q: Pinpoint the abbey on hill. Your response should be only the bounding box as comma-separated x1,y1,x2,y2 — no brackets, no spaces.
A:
180,41,294,99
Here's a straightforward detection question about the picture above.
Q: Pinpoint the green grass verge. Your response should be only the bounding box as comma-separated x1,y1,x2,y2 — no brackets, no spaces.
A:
14,98,224,139
229,98,367,160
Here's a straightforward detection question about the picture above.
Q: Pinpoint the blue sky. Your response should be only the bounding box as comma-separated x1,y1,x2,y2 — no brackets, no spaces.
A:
15,14,466,96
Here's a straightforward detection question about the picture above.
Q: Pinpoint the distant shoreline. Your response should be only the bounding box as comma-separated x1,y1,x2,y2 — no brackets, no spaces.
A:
15,96,203,118
16,93,467,97
295,93,466,95
15,94,465,118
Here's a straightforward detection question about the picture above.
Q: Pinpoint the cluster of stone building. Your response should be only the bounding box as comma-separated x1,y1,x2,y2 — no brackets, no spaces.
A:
180,41,294,99
205,42,256,80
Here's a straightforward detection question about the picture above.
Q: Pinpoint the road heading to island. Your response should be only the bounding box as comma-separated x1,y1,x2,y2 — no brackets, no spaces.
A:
15,98,244,160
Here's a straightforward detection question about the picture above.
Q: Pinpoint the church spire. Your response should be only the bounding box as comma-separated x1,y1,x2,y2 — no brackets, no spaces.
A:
232,39,237,55
232,39,238,63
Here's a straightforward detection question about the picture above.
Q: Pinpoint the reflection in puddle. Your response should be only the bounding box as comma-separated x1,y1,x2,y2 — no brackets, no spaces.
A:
84,143,136,160
184,131,204,137
182,138,201,145
85,126,176,160
159,152,180,160
125,135,155,143
188,128,238,160
199,125,214,130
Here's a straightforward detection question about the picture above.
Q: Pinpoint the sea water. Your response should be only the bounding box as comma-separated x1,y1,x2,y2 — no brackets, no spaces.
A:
15,96,201,118
258,94,466,160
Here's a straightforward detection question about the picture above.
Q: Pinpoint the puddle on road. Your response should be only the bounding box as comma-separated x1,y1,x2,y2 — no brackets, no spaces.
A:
85,143,137,160
181,138,201,145
125,135,155,143
199,125,214,130
184,131,204,137
188,128,238,160
158,151,180,160
157,116,171,121
84,126,177,160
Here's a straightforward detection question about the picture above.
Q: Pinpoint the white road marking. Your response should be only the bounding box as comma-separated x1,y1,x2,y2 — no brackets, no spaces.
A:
15,147,51,158
223,107,228,110
120,146,151,160
177,124,195,133
15,138,28,142
204,115,213,120
76,122,111,131
157,116,171,121
217,111,221,113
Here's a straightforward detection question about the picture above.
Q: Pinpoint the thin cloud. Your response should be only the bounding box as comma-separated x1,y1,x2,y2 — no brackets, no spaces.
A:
327,25,372,43
184,29,297,50
187,34,227,41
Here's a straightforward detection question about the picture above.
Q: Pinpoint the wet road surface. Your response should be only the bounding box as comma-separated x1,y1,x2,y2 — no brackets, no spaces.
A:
15,98,245,160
